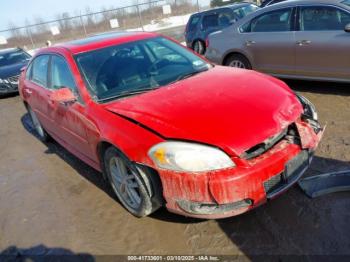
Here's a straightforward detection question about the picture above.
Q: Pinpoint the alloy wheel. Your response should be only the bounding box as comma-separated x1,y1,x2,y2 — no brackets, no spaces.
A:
109,156,142,209
229,60,246,69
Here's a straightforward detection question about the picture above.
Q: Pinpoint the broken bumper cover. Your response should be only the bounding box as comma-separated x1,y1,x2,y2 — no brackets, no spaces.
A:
157,121,323,219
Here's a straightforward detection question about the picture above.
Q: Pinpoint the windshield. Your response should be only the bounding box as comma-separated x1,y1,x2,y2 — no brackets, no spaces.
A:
75,37,211,102
233,4,259,19
0,49,31,67
342,0,350,7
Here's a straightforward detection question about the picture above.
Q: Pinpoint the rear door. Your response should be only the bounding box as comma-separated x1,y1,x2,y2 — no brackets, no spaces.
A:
201,11,221,39
23,55,55,133
294,5,350,80
241,7,296,75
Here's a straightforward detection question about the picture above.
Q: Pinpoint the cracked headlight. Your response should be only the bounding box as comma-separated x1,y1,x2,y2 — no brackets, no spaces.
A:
296,94,318,121
148,141,235,172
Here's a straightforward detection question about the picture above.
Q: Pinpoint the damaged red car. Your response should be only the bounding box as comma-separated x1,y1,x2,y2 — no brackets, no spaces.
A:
19,32,323,219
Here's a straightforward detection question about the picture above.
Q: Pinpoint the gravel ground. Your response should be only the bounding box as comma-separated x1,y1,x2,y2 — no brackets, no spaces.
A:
0,80,349,259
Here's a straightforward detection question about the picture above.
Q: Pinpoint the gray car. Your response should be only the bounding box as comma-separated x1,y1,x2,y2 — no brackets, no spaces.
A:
205,0,350,83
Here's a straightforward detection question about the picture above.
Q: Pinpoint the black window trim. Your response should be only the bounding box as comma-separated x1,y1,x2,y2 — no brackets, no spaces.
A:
296,3,350,32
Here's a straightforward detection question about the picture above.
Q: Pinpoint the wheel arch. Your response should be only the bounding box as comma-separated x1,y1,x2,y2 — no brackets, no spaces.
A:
96,140,164,206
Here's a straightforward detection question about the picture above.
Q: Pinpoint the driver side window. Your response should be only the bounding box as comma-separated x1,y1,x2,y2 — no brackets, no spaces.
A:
50,55,77,93
241,8,293,33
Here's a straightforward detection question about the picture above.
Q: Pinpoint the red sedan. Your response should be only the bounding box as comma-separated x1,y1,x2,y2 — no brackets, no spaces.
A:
19,32,323,219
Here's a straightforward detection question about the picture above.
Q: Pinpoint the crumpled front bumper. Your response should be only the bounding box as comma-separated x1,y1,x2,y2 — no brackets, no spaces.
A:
157,118,324,219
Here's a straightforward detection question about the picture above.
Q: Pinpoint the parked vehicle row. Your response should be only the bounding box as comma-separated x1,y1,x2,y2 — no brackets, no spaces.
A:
19,31,323,219
204,0,350,83
185,2,259,54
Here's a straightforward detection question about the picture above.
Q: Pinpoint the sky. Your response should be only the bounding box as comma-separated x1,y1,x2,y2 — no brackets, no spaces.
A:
0,0,143,30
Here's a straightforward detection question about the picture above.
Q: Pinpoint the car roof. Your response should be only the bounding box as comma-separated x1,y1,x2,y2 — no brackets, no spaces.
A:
191,2,256,16
263,0,348,9
243,0,349,20
45,31,159,55
0,47,21,55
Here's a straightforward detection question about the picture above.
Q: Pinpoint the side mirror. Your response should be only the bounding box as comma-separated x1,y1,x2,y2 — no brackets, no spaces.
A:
345,23,350,33
50,87,77,105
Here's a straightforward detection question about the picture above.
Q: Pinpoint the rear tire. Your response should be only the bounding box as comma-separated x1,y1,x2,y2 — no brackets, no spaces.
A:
193,40,205,55
224,54,251,69
104,146,161,217
27,105,50,142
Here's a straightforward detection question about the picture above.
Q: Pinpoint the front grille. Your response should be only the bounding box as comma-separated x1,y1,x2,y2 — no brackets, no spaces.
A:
241,128,288,160
263,150,309,198
263,173,283,194
242,124,301,160
7,75,19,85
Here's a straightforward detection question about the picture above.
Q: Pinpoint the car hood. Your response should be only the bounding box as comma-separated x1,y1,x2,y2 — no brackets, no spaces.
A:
104,66,303,156
0,62,27,79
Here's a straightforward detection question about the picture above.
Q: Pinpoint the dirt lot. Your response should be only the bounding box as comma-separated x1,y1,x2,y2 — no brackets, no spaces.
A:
0,80,349,258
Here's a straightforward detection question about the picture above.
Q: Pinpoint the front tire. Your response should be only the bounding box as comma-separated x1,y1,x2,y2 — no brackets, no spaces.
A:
104,147,160,217
224,54,251,69
27,105,50,142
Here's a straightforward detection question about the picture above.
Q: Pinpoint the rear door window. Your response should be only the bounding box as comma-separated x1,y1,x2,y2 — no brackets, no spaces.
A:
31,55,49,87
300,6,350,31
202,13,219,29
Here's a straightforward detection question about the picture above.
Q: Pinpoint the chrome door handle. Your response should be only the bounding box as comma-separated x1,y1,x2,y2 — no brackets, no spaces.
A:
297,40,311,46
24,89,32,94
246,40,256,46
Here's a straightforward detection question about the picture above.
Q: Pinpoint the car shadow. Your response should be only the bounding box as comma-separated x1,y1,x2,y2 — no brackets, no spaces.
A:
0,92,19,99
20,113,201,224
0,244,94,261
284,79,350,96
216,155,350,257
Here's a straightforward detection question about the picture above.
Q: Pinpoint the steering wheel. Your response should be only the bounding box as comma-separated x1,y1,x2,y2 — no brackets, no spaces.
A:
95,57,121,93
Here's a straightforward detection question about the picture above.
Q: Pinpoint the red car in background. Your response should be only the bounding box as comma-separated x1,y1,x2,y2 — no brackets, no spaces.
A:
19,32,323,219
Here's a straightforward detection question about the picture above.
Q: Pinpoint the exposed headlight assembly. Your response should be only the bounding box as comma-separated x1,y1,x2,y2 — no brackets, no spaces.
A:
148,142,235,172
296,94,318,121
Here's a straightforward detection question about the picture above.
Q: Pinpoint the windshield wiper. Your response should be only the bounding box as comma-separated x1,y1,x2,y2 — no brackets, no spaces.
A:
174,68,209,83
97,88,158,103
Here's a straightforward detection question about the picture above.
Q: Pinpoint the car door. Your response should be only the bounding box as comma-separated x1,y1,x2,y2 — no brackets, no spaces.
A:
49,55,93,159
240,7,296,75
201,12,222,39
22,55,56,133
294,5,350,80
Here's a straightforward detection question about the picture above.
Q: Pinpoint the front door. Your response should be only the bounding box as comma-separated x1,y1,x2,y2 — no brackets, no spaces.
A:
295,5,350,80
242,7,296,75
48,55,93,159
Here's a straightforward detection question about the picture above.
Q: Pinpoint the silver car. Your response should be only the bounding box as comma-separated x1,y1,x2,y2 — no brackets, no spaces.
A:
205,0,350,83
